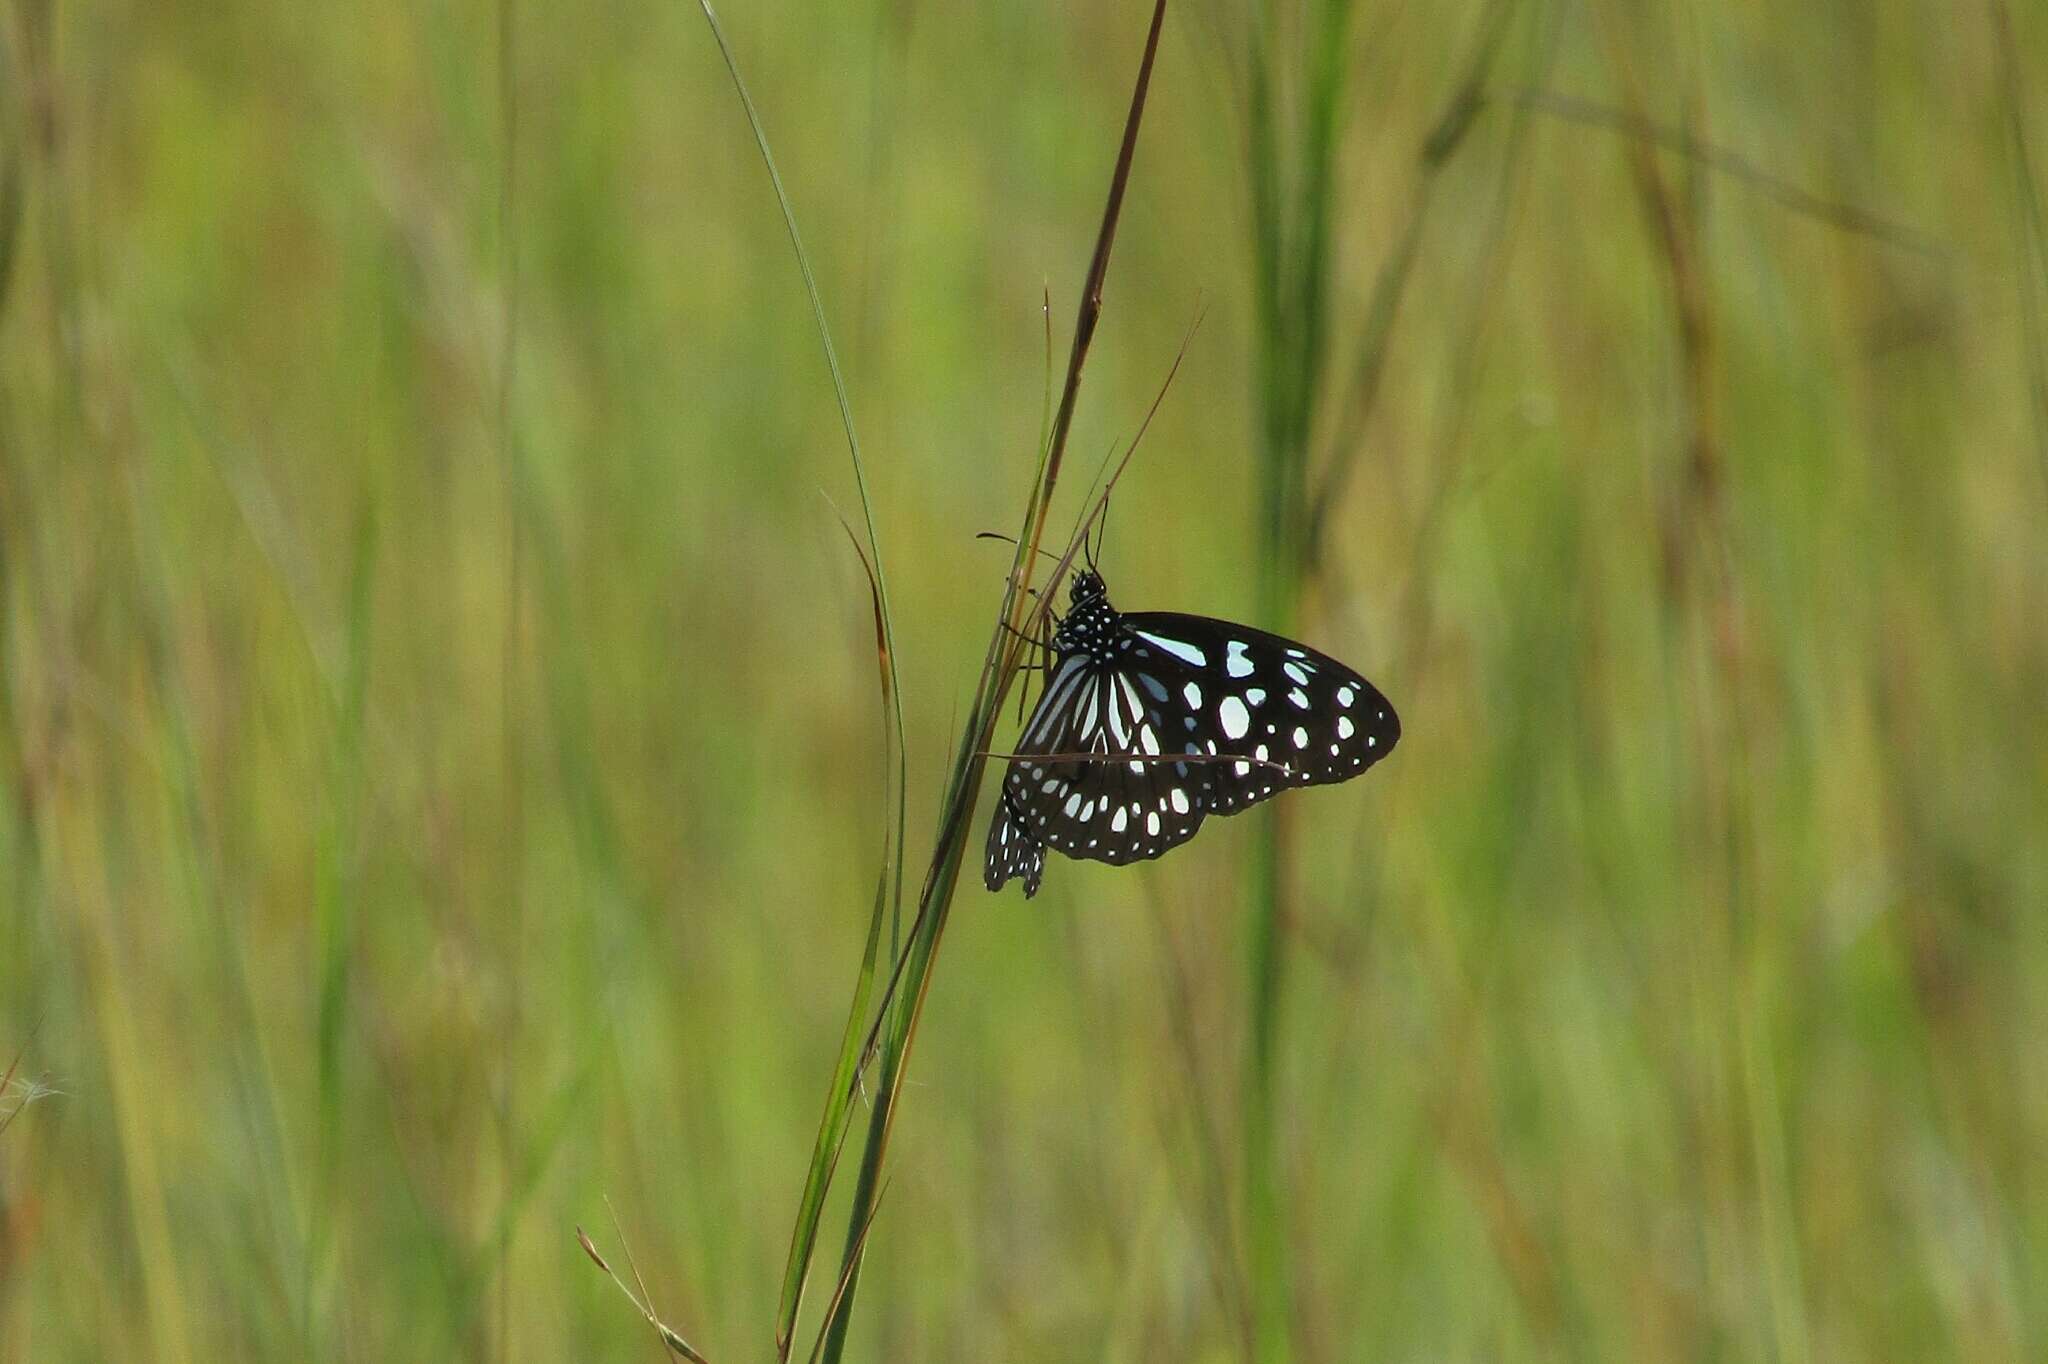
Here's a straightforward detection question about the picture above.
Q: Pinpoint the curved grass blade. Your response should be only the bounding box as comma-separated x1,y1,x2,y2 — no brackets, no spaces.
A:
687,4,910,1354
694,0,908,944
695,0,905,760
772,514,897,1359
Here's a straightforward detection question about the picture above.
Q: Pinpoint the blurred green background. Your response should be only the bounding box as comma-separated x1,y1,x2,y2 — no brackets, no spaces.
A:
3,0,2046,1359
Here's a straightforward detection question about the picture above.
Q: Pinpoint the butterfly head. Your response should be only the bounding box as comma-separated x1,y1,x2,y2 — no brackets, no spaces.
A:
1053,570,1116,657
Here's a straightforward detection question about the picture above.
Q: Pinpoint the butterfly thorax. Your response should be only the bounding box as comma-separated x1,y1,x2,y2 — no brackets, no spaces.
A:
1052,571,1119,661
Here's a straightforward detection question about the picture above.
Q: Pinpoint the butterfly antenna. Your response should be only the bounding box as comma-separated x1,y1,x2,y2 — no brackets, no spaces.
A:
1086,299,1207,535
997,619,1048,648
975,530,1062,566
996,618,1049,723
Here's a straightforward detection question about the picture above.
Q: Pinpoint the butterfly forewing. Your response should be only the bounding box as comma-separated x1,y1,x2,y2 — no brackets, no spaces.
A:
1120,613,1399,815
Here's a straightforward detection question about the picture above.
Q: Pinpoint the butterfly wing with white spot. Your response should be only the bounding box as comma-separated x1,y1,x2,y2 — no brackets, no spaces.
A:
983,788,1046,896
1119,613,1399,817
993,653,1211,884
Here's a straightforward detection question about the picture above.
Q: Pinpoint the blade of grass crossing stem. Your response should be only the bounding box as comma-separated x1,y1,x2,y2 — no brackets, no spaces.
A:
816,8,1170,1360
0,1030,31,1142
774,519,898,1359
695,0,909,934
577,1220,709,1364
804,1180,890,1364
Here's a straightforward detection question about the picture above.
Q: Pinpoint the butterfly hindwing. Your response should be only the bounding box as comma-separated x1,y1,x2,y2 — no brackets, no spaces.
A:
995,653,1209,871
984,788,1046,897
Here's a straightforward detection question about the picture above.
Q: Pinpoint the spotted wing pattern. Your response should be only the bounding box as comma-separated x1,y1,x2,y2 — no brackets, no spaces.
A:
993,652,1209,871
985,788,1046,898
983,571,1400,898
1119,613,1399,815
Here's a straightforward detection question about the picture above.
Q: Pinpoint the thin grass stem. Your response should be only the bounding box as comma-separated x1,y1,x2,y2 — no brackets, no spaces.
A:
816,9,1171,1358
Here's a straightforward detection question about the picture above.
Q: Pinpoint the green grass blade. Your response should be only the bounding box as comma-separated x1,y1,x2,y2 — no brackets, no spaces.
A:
774,519,897,1359
687,6,911,1354
803,1178,889,1364
694,0,908,847
775,867,890,1357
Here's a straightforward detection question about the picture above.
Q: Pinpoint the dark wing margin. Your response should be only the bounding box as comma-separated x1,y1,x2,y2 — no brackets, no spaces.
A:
1120,612,1399,817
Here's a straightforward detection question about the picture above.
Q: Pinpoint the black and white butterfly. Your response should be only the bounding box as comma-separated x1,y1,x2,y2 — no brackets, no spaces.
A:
985,568,1399,897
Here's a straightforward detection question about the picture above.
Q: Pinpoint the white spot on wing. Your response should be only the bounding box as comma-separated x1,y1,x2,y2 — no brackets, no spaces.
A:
1136,632,1207,667
1119,675,1145,733
1292,726,1308,749
1226,641,1254,677
1220,696,1251,740
1146,812,1161,836
1025,660,1086,744
1112,807,1128,833
1183,681,1202,708
1284,662,1309,686
1338,716,1354,740
1171,789,1190,814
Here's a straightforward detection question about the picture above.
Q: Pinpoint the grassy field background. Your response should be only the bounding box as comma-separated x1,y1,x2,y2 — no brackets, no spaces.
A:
3,1,2046,1359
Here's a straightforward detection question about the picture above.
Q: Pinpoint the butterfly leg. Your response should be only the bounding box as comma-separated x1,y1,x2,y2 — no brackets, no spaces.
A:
998,618,1056,723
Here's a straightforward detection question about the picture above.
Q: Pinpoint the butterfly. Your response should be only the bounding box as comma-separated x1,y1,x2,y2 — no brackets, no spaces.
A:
985,568,1399,896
